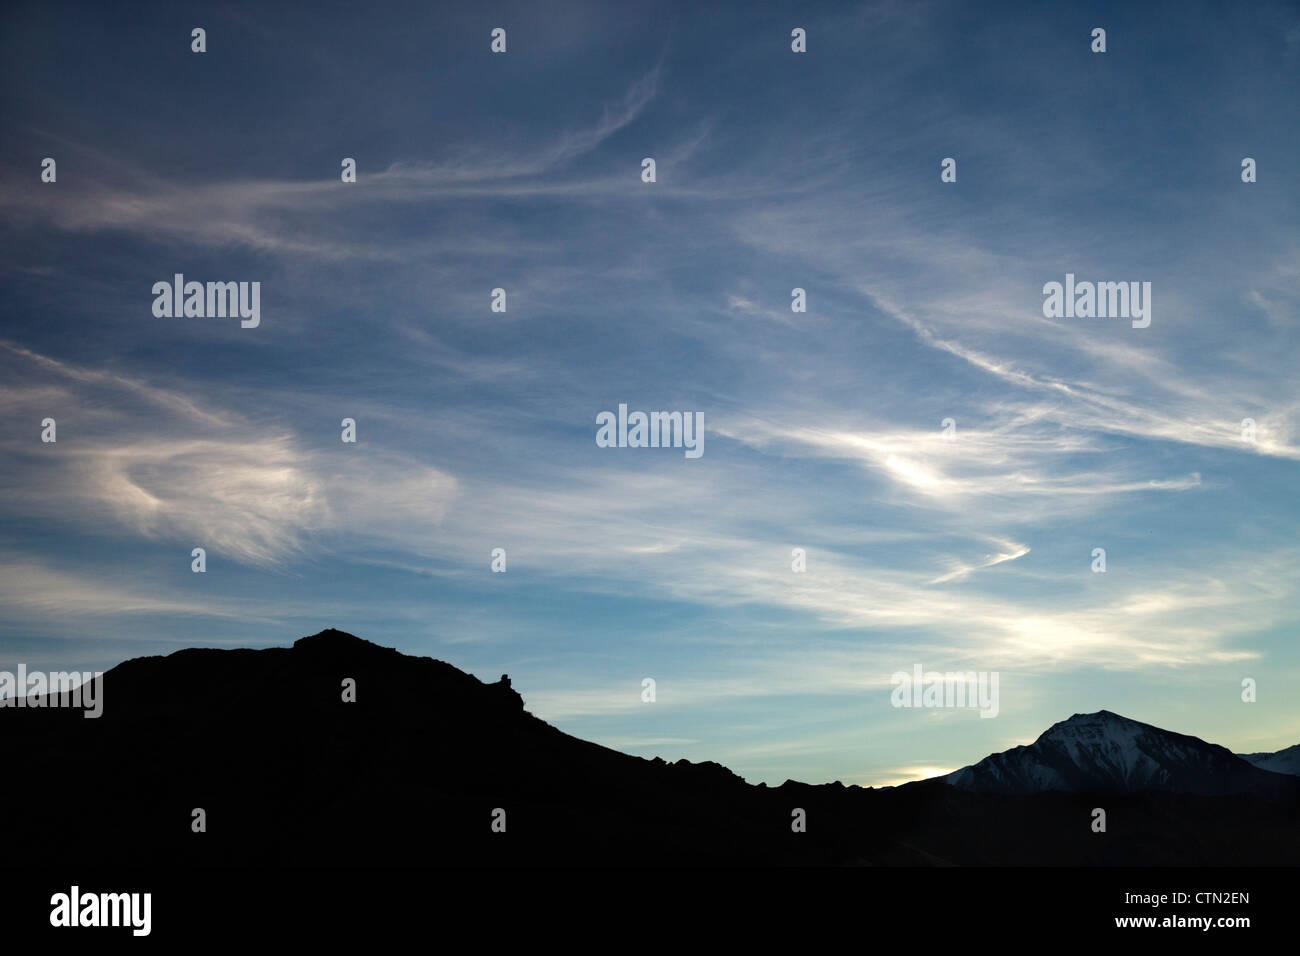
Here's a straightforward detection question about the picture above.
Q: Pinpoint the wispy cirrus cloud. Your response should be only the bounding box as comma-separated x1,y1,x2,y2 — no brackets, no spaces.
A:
0,67,665,260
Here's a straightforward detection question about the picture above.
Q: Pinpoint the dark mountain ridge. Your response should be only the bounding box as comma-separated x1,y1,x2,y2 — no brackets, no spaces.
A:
3,629,1297,866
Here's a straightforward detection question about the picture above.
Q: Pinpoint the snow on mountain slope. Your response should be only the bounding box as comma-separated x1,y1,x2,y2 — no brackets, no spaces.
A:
944,710,1296,796
1239,743,1300,777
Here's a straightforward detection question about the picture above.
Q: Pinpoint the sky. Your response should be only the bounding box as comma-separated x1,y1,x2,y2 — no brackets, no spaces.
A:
1,0,1298,787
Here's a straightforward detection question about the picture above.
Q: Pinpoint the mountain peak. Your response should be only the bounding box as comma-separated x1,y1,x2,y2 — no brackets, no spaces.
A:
1061,709,1129,723
291,628,400,660
1043,709,1144,736
947,709,1293,796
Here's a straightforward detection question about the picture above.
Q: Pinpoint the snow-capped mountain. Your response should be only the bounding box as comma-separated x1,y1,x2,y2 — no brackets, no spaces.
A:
1239,743,1300,777
944,710,1297,796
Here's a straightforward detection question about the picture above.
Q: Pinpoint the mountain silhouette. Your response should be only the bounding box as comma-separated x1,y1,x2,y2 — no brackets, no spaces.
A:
1240,743,1300,777
944,710,1297,796
3,630,1298,866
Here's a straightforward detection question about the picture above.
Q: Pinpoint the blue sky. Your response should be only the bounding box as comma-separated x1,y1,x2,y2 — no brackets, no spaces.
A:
1,0,1298,786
